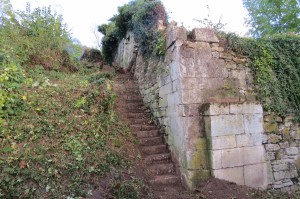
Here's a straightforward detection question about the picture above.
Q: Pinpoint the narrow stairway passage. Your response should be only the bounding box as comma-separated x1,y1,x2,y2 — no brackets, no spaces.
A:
114,73,190,199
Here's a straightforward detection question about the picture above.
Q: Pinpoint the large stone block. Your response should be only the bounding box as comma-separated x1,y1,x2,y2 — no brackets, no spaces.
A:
274,171,290,181
201,103,230,116
209,115,244,136
210,150,222,169
195,59,228,78
244,114,264,134
222,148,244,168
243,145,266,165
190,28,219,43
229,102,263,114
181,89,203,104
244,163,268,188
167,25,187,48
185,150,210,170
286,147,299,155
213,167,244,185
209,135,237,150
236,134,262,147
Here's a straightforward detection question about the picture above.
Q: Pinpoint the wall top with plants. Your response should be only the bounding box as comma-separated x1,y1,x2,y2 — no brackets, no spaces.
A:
98,0,167,64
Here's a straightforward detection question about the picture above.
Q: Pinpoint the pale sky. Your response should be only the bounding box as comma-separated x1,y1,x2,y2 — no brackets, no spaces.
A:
10,0,249,48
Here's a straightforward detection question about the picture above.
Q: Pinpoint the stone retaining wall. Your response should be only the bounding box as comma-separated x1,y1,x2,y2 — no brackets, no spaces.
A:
114,22,300,190
201,102,267,188
263,114,300,191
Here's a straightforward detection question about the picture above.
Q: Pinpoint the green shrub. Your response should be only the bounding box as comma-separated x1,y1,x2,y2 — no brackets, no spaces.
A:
223,33,300,120
99,0,167,64
0,63,27,132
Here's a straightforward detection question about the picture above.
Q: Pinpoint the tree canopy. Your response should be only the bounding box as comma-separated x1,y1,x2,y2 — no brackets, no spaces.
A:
243,0,300,37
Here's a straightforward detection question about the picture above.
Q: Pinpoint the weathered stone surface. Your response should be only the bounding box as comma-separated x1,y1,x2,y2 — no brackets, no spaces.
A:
185,150,209,170
167,25,187,48
222,148,244,168
264,122,279,133
265,144,280,152
274,171,290,181
244,163,268,188
244,113,264,134
190,28,219,43
179,104,200,117
230,103,263,114
209,135,237,150
210,150,222,169
286,147,299,155
268,134,282,144
202,103,230,116
195,59,228,78
213,167,244,185
236,134,262,147
273,163,288,172
243,146,266,165
210,115,244,136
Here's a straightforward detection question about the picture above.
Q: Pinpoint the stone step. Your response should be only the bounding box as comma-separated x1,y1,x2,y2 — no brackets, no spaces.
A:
133,130,160,138
123,95,143,101
144,153,171,164
141,145,167,155
148,163,175,175
126,103,145,108
120,89,141,96
127,113,145,118
125,99,144,104
140,136,164,146
149,174,180,185
130,125,157,131
117,108,144,114
129,118,151,125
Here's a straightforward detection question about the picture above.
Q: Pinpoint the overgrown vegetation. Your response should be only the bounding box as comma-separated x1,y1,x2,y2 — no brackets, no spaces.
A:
0,2,152,198
222,33,300,120
98,0,167,64
0,65,152,198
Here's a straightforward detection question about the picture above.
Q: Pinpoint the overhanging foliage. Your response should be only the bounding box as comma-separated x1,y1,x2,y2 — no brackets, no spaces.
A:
99,0,167,64
224,33,300,119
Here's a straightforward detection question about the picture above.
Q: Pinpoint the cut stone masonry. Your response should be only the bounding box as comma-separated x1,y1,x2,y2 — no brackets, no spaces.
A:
114,21,300,191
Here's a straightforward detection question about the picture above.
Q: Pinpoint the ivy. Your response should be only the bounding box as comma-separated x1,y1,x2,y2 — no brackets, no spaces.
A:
224,33,300,120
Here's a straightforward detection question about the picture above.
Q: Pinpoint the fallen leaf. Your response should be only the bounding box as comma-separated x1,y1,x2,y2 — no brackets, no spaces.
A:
19,160,27,169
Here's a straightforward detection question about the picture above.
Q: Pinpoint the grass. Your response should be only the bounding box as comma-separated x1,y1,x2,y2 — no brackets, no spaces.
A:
0,65,152,198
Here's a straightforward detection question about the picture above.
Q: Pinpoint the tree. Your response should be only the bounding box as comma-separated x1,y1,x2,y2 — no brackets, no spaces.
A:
243,0,300,37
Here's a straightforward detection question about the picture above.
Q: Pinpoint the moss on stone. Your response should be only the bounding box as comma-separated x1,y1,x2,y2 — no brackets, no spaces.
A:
189,150,210,170
264,122,279,134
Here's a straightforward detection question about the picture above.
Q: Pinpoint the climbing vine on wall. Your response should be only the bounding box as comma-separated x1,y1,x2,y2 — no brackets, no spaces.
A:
98,0,167,64
223,33,300,120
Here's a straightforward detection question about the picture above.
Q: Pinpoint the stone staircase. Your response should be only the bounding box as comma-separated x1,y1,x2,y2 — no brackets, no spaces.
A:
114,73,186,199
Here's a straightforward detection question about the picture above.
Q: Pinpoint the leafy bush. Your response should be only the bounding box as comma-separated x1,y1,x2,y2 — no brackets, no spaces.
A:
0,3,81,132
99,0,167,64
223,33,300,119
80,48,103,63
0,63,27,132
0,4,78,71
